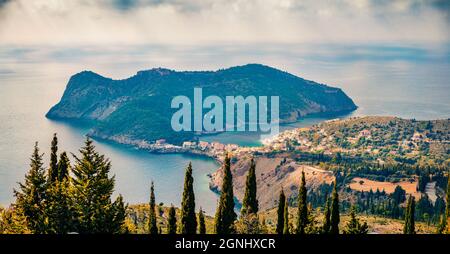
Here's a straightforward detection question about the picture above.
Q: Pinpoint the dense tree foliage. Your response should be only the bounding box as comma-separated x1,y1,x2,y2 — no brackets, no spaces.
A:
0,208,30,234
46,177,73,234
343,206,368,234
7,137,126,234
71,138,126,233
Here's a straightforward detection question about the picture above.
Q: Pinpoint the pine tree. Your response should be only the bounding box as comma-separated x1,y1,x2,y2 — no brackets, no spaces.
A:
214,154,237,234
167,205,177,234
322,196,331,234
0,207,30,234
403,195,415,234
46,176,73,234
112,194,126,232
296,171,308,234
343,206,368,234
148,181,158,234
241,158,258,215
330,181,340,234
57,152,70,181
48,133,58,183
198,208,206,234
180,162,197,234
71,137,126,233
276,189,286,234
14,142,49,233
283,199,290,234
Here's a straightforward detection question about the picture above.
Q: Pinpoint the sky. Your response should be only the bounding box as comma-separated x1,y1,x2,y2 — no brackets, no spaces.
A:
0,0,448,47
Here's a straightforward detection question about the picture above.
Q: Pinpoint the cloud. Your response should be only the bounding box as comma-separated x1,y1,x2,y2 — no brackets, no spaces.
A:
0,0,448,47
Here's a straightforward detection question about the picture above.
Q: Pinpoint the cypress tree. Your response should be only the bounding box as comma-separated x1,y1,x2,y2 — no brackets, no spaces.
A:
445,175,450,220
180,162,197,234
14,142,48,233
214,154,237,234
276,189,286,234
198,208,206,234
330,181,340,234
71,137,126,233
322,196,331,234
48,133,58,183
403,196,410,234
296,171,308,234
403,195,415,234
149,181,158,234
167,205,177,234
241,158,258,215
283,199,290,234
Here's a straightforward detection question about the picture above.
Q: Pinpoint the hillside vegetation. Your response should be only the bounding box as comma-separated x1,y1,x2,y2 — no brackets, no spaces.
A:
47,64,356,144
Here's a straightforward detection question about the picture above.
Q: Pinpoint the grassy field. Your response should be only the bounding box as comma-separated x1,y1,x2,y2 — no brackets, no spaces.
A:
348,177,421,199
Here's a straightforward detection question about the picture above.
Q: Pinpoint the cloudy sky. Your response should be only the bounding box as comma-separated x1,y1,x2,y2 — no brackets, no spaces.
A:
0,0,449,47
0,1,449,121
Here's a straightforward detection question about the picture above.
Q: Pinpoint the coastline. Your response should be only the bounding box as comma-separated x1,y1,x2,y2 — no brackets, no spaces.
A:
56,114,450,211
